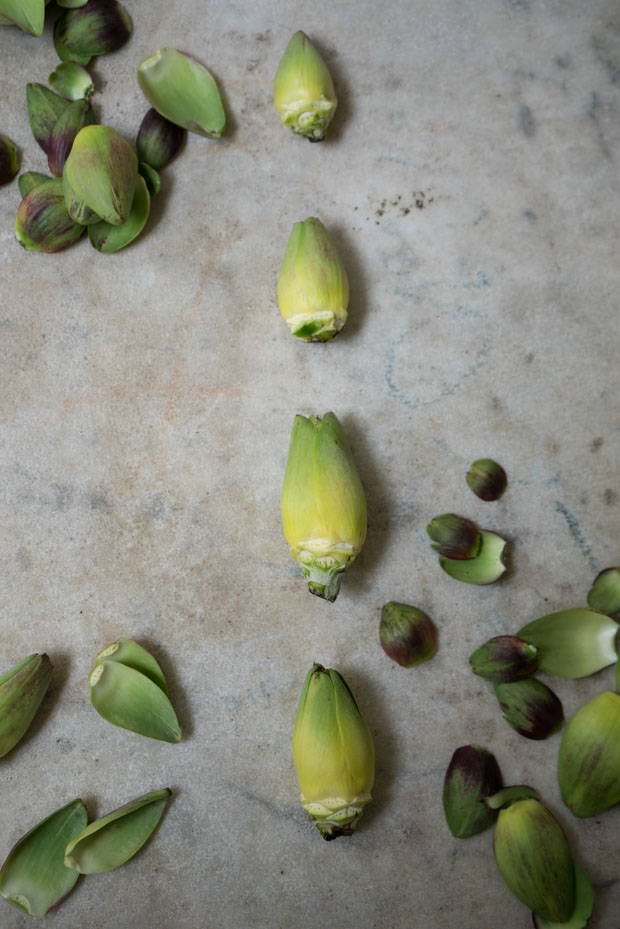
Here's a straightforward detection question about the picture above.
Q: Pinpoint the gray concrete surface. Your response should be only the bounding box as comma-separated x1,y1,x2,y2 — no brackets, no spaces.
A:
0,1,619,927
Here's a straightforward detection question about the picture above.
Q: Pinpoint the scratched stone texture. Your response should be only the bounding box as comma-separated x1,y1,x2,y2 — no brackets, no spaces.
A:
0,1,619,927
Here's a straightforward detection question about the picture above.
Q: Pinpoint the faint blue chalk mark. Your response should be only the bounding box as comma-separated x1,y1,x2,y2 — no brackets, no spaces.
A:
462,271,491,289
443,204,489,229
554,501,597,571
374,154,422,169
385,336,489,410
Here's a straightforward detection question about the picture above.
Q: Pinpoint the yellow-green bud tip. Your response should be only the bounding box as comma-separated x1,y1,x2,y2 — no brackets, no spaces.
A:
274,31,337,141
277,217,349,341
292,664,374,839
281,413,366,601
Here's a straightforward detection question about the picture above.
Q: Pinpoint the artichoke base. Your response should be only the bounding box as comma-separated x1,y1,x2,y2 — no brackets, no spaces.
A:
298,556,353,602
279,99,336,141
287,310,345,342
301,792,372,840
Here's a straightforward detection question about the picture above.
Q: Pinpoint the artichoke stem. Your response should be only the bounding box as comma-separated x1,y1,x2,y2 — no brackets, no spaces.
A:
302,561,346,601
315,821,355,840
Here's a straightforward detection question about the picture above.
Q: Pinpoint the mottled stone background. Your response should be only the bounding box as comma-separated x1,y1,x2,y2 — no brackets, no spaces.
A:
0,1,618,927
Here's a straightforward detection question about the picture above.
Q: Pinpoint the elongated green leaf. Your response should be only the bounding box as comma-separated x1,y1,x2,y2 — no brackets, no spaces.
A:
65,789,171,874
137,48,226,138
0,0,45,35
93,636,167,693
0,653,51,757
587,567,620,616
26,83,71,153
533,864,594,928
517,608,618,678
18,171,52,197
90,660,181,742
558,691,620,817
0,799,87,917
88,173,150,252
138,162,160,197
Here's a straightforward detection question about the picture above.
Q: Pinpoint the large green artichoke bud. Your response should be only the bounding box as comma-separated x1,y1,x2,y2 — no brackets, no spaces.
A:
273,31,337,141
493,796,575,923
292,664,374,840
281,412,366,602
277,217,349,341
63,124,137,225
558,690,620,817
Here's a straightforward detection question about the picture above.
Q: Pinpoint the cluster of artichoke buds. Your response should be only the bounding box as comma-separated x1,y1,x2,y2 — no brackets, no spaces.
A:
471,603,619,743
469,568,620,824
469,633,564,741
15,19,157,258
426,513,507,585
555,578,620,820
11,8,229,255
0,790,170,917
443,746,594,926
292,664,374,840
281,412,366,601
89,637,182,742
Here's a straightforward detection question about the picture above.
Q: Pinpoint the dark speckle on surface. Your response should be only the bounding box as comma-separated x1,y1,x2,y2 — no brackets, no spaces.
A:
373,190,433,222
519,104,536,137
